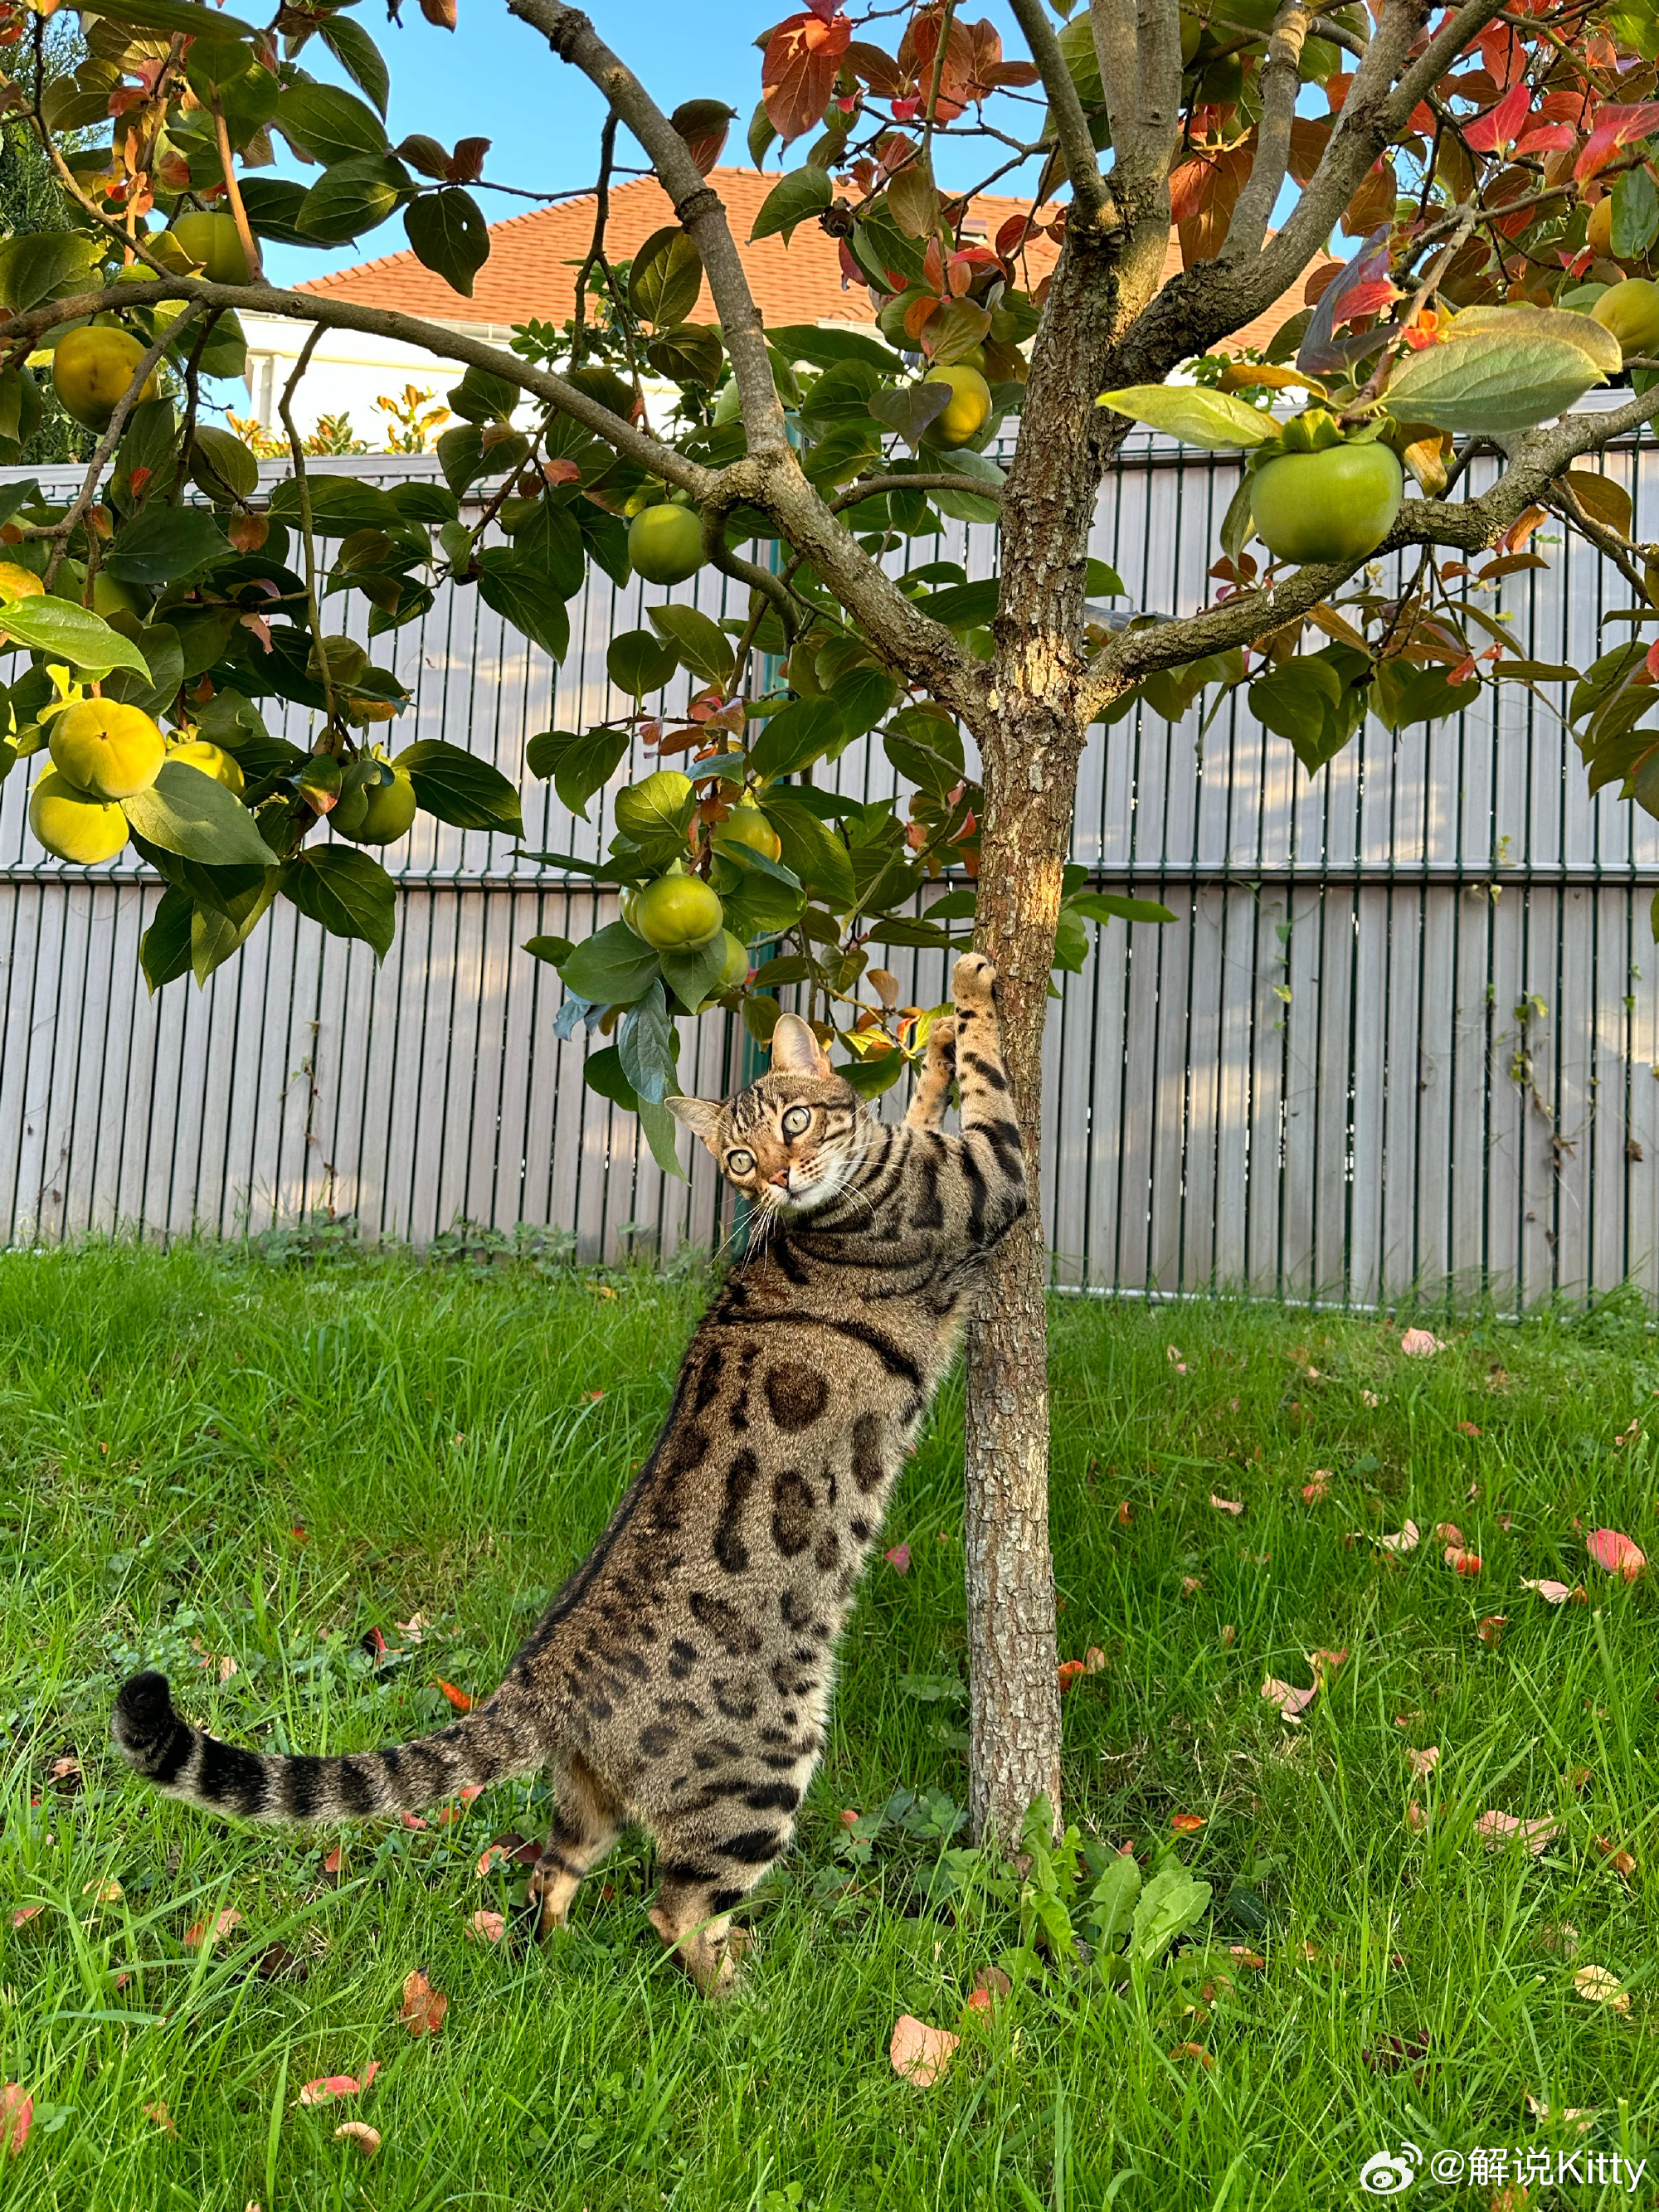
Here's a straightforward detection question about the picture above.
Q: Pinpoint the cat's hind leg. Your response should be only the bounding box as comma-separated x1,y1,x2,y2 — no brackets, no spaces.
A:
903,1015,956,1131
647,1824,784,1995
523,1753,624,1940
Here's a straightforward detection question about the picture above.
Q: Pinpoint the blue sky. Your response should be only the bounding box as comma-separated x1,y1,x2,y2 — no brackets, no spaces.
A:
260,0,1045,288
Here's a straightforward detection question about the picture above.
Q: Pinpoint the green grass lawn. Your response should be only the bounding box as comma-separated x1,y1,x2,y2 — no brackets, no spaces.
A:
2,1244,1657,2210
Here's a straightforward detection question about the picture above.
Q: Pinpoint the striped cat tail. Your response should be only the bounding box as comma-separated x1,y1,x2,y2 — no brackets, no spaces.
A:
111,1670,547,1825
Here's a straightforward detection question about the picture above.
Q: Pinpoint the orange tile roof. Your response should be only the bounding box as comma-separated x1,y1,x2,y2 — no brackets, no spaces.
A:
297,164,1317,352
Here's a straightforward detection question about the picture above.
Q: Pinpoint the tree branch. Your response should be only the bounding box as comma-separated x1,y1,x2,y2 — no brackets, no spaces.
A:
1132,0,1186,195
1389,0,1512,125
1007,0,1111,221
1087,0,1141,182
1223,3,1314,262
1078,393,1659,722
829,472,1005,513
277,325,336,731
504,0,787,458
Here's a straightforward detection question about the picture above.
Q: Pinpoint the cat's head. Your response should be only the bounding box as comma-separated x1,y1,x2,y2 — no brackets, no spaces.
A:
669,1014,867,1216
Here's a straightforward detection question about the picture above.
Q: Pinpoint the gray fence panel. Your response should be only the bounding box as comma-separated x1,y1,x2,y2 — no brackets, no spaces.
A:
6,427,1659,1302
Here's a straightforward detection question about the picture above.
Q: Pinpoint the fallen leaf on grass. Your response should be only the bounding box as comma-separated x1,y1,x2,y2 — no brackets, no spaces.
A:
399,1969,447,2037
81,1879,123,1904
321,1846,345,1881
1593,1837,1638,1880
1168,2042,1213,2067
1180,1575,1204,1597
1437,1522,1464,1546
1301,1471,1331,1505
185,1909,244,1947
1309,1647,1347,1680
1361,1389,1381,1407
143,2102,176,2136
1477,1615,1508,1648
255,1941,308,1982
1473,1811,1557,1855
1444,1545,1483,1576
398,1813,427,1831
1540,1921,1580,1956
466,1910,506,1945
1399,1330,1444,1356
458,1783,484,1804
1170,1812,1206,1833
1361,2028,1433,2078
1408,1746,1440,1777
48,1756,80,1787
1405,1801,1427,1831
883,1544,911,1574
396,1614,426,1643
1573,1965,1630,2012
1057,1660,1086,1693
1525,2094,1594,2131
1521,1578,1588,1604
1209,1495,1244,1516
1084,1646,1106,1674
2,2086,31,2159
299,2064,380,2107
1219,1624,1236,1648
1587,1528,1646,1582
434,1679,473,1713
1262,1677,1319,1721
972,1965,1011,2001
889,2014,957,2088
1457,1421,1481,1438
1379,1519,1419,1554
1226,1946,1266,1967
333,2122,381,2156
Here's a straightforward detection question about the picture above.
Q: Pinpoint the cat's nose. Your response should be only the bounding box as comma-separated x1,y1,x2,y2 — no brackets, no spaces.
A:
769,1168,790,1188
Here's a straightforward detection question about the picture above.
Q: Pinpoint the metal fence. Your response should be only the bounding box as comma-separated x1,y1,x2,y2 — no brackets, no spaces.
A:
6,408,1659,1305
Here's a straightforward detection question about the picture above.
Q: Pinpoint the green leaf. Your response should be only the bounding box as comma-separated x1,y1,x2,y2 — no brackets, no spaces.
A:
1373,658,1480,732
317,12,389,117
1129,1868,1212,1967
648,603,737,690
1068,892,1177,926
529,727,630,819
0,231,103,314
404,189,490,298
583,1040,638,1107
839,1049,907,1098
713,843,805,936
296,156,410,247
607,628,681,698
388,479,459,526
627,226,704,328
269,475,404,535
475,549,571,662
275,81,390,165
749,167,831,245
645,326,724,387
560,920,661,1005
1097,383,1276,450
748,697,844,782
104,504,231,588
868,381,951,450
1249,649,1363,775
76,0,255,39
192,870,279,984
1087,1855,1142,1951
762,790,854,909
1384,327,1608,434
834,665,898,745
767,324,902,373
0,595,153,678
618,978,676,1102
396,739,523,835
236,177,312,243
280,844,397,958
912,577,1000,630
863,916,966,950
122,759,275,866
447,363,521,422
638,1095,688,1180
523,932,573,967
1613,163,1659,262
140,883,193,992
614,770,694,849
660,934,729,1012
1085,557,1126,600
509,499,586,598
103,620,183,718
747,95,778,169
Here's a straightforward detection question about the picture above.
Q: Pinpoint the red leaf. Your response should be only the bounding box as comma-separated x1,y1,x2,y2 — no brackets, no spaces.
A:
1464,80,1530,153
185,1908,244,1947
467,1909,506,1944
299,2062,380,2107
883,1542,911,1573
762,12,852,143
445,135,489,184
1574,100,1659,182
1587,1527,1646,1582
399,1968,448,2036
1,2086,32,2160
889,2013,957,2087
399,1811,427,1830
434,1677,474,1712
1262,1676,1319,1720
1057,1659,1086,1693
1477,1614,1507,1648
1170,1812,1205,1833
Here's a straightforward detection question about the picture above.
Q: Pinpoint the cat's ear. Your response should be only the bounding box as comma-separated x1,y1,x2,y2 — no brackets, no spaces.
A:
667,1094,724,1150
770,1013,833,1079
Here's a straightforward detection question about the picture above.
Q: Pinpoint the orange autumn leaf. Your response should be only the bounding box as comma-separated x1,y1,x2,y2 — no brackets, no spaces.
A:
1057,1660,1086,1693
1262,1676,1318,1721
467,1909,506,1944
1169,2041,1214,2066
434,1678,474,1712
1,2086,32,2159
299,2062,380,2107
889,2013,958,2088
185,1908,244,1947
399,1968,448,2036
1477,1614,1508,1648
1473,1810,1557,1855
1587,1527,1646,1582
1170,1811,1206,1833
334,2122,382,2156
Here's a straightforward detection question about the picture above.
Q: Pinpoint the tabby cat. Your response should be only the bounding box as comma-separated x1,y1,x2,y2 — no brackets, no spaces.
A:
113,952,1027,1993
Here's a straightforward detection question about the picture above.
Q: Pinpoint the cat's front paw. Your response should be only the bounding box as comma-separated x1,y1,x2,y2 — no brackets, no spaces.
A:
927,1015,957,1064
951,953,997,1012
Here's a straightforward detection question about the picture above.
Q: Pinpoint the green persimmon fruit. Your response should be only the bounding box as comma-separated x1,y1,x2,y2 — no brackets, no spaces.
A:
1249,440,1404,566
29,769,129,864
1592,278,1659,362
168,737,244,794
633,873,724,952
712,799,782,863
337,762,418,845
628,503,706,586
172,210,251,285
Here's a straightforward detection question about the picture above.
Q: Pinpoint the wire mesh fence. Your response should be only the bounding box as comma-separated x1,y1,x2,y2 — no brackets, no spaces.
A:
4,414,1659,1304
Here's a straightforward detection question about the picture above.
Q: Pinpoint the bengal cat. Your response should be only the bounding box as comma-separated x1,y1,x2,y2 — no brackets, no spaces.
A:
113,952,1027,1993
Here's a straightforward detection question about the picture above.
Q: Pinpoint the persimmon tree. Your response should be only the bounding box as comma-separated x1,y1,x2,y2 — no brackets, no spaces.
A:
4,0,1659,1839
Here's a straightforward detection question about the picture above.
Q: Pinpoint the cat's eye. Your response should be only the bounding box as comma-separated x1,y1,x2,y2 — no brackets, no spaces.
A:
726,1147,755,1176
781,1105,812,1137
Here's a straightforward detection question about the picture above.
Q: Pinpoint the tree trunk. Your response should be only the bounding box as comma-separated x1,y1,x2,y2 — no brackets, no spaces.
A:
962,722,1082,1841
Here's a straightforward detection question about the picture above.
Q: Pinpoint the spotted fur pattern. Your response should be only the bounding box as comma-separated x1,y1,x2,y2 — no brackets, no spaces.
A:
112,955,1026,1992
